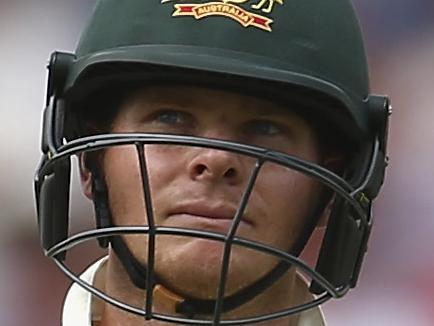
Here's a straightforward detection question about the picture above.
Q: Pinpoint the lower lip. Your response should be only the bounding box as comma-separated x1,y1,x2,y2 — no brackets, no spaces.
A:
166,214,252,233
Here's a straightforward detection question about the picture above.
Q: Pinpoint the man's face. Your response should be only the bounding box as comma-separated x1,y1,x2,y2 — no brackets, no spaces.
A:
100,85,324,300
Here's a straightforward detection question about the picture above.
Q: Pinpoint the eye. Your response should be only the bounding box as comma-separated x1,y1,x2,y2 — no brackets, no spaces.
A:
154,110,188,125
245,120,282,136
153,110,183,124
146,109,196,134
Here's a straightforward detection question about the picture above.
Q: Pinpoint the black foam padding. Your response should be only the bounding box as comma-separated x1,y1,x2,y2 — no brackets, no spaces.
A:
38,159,71,259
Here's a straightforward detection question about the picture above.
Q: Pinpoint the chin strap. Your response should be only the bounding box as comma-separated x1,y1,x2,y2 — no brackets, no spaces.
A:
91,172,325,317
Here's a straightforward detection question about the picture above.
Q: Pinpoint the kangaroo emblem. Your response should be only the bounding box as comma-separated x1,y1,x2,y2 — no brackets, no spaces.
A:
222,0,283,13
251,0,283,13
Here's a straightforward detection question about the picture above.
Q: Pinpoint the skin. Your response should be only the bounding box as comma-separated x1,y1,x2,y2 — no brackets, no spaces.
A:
81,85,330,325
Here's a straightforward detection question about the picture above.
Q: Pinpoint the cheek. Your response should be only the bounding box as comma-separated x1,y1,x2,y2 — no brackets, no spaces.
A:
103,145,186,225
252,165,319,249
103,146,144,225
144,145,185,192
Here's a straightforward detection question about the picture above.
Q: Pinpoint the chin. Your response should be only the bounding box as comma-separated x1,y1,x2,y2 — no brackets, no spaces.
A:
153,237,276,298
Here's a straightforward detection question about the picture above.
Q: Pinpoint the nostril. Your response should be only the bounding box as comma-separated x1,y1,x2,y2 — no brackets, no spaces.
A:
224,168,236,179
194,164,208,176
192,163,237,180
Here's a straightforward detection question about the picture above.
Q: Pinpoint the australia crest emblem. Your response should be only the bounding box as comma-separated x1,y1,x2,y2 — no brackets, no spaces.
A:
161,0,284,32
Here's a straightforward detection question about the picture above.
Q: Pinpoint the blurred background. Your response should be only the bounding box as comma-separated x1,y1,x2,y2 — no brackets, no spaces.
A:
1,0,433,325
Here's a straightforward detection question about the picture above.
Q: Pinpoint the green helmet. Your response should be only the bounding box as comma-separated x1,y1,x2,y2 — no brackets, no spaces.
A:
35,0,390,324
66,0,381,138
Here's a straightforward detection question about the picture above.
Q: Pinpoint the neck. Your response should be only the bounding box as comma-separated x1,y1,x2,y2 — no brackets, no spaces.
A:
99,252,310,326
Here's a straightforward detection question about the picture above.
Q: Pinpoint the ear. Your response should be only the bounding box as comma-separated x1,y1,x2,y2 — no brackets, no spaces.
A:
79,153,93,199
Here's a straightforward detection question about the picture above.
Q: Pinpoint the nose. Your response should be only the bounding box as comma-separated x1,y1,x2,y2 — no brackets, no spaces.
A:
186,148,244,185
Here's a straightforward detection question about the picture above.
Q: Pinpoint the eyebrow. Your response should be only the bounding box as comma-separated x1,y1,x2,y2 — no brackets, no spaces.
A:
246,103,301,120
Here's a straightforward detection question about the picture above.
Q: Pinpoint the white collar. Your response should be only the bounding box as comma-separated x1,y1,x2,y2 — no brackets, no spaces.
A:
62,257,326,326
62,257,107,326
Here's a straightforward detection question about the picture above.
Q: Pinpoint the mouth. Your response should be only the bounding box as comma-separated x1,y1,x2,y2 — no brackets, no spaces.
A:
166,202,254,230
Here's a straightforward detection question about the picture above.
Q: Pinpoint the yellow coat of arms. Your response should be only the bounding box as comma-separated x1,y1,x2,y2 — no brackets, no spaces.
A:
161,0,285,32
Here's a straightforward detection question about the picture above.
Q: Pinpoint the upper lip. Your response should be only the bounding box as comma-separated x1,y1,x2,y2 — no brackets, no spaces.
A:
168,202,252,225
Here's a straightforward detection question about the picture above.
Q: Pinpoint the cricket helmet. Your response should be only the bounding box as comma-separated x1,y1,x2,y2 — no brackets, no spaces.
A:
35,0,390,324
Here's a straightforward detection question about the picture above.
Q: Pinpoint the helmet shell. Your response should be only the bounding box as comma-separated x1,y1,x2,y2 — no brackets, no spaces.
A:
65,0,373,138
